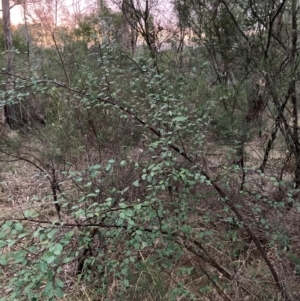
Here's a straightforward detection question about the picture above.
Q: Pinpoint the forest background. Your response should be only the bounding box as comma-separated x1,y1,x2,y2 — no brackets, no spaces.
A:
0,0,300,300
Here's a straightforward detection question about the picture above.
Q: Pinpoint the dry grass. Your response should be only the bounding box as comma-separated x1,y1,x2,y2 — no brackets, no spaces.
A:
0,127,300,301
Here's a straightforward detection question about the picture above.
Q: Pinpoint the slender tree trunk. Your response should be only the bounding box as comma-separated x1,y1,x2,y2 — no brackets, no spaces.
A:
121,2,131,50
130,18,137,55
290,0,300,187
2,0,16,129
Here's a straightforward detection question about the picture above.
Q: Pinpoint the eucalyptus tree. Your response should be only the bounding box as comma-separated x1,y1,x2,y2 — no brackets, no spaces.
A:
119,0,164,60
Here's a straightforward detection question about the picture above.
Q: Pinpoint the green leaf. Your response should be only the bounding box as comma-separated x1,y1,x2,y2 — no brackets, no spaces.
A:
63,257,73,264
121,186,129,194
0,258,8,265
172,116,188,122
53,244,63,255
39,261,48,273
18,232,29,239
91,170,99,178
134,204,142,210
105,197,113,206
87,193,98,197
125,209,134,217
133,180,140,187
56,278,65,288
129,256,135,263
24,210,32,218
7,239,16,247
44,252,56,264
14,223,23,231
47,229,57,239
55,286,64,298
128,219,135,226
44,281,53,294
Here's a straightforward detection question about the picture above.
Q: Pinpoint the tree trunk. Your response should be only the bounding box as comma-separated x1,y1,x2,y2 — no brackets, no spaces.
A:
290,0,300,188
2,0,16,129
121,0,137,55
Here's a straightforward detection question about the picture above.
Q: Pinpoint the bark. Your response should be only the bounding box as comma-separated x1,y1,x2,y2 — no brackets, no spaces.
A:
121,0,131,50
246,76,266,122
121,0,137,55
290,0,300,188
2,0,15,129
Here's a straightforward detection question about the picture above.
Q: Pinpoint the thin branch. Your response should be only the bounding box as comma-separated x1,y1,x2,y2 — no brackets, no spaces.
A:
52,33,70,88
0,70,290,300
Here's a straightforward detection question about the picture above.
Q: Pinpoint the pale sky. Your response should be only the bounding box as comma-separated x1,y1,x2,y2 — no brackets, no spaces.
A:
11,5,24,25
7,0,175,27
8,0,104,26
